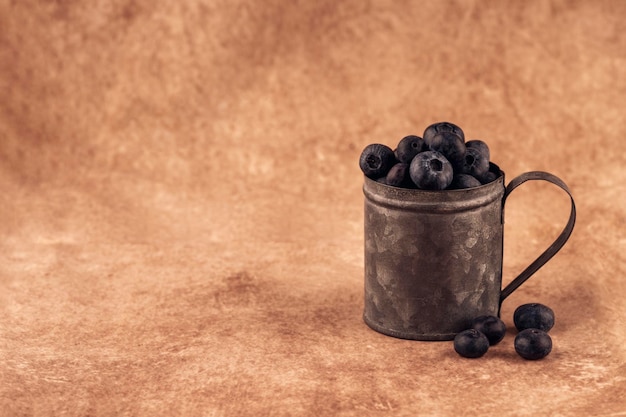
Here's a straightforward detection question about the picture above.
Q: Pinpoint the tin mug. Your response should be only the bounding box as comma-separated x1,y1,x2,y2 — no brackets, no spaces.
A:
363,166,576,341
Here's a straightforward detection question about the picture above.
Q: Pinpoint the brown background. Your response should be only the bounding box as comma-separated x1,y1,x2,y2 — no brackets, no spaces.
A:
1,0,625,416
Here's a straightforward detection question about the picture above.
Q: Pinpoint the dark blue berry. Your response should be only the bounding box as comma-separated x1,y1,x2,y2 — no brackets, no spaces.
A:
514,303,555,332
466,139,490,161
423,121,465,144
461,146,490,178
449,174,482,189
385,163,411,188
471,315,506,345
409,151,453,190
454,329,489,358
514,328,552,360
424,132,466,171
359,144,396,179
395,135,426,164
478,170,499,185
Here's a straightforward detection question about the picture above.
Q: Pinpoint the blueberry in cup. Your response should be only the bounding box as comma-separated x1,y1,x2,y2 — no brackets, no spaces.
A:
423,121,465,144
385,163,412,188
359,143,396,179
449,174,482,189
425,131,467,171
466,139,490,161
478,169,499,185
395,135,426,164
409,151,454,190
461,146,490,178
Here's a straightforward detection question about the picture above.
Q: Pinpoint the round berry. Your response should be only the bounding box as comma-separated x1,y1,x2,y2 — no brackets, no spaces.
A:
478,169,499,185
461,146,490,178
449,174,482,189
409,151,453,190
395,135,426,164
471,315,506,345
514,303,555,332
385,163,411,188
359,144,396,179
514,328,552,360
454,329,489,358
425,132,467,171
423,121,465,144
466,139,490,161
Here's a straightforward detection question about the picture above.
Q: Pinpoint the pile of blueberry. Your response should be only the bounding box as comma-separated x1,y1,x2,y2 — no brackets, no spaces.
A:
454,303,555,360
359,122,499,190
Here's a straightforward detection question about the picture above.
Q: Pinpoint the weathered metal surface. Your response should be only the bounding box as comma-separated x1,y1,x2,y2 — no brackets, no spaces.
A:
362,167,577,341
363,169,506,341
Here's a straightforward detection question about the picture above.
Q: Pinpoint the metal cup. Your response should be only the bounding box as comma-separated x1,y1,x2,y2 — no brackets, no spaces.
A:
362,166,576,340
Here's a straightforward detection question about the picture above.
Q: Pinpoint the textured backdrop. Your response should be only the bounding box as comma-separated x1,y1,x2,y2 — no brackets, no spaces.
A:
1,0,625,416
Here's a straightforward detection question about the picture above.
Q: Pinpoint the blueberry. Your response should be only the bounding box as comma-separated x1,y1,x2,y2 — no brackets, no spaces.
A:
453,329,489,358
514,303,555,332
471,315,506,345
359,144,396,179
478,170,499,185
385,163,412,188
423,121,465,144
514,329,552,360
409,151,453,190
395,135,426,164
449,174,482,189
466,139,490,161
460,146,490,178
424,132,466,171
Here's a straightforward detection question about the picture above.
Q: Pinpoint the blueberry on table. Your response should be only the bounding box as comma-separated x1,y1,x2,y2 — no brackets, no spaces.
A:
409,151,453,190
513,303,555,332
461,146,490,178
359,143,396,179
423,121,465,144
424,132,467,171
454,329,490,358
385,163,411,188
471,315,506,345
395,135,426,164
449,174,482,189
514,329,553,360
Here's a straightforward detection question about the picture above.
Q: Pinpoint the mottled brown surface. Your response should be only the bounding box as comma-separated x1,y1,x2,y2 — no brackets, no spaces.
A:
1,1,625,416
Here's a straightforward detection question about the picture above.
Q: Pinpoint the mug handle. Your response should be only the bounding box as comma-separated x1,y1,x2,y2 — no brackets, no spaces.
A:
499,171,577,305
